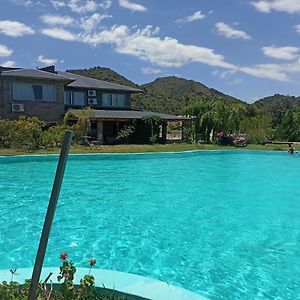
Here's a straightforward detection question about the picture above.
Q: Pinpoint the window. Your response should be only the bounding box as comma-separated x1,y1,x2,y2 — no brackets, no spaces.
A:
64,91,85,106
102,94,127,107
13,83,56,102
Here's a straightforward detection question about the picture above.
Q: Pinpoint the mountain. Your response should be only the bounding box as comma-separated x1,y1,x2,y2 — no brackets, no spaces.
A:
252,94,300,127
253,94,300,112
68,67,243,114
67,66,138,89
134,76,243,114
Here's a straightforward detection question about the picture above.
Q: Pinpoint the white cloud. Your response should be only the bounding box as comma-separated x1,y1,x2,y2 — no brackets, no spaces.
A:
51,0,111,11
40,22,300,82
82,25,234,68
0,45,13,57
51,0,66,9
176,11,205,24
215,22,251,40
238,64,290,81
37,55,58,65
1,60,16,67
295,24,300,34
41,27,77,41
142,67,162,74
99,0,112,10
0,20,34,37
262,45,300,60
40,14,74,26
118,0,147,12
80,13,111,32
252,0,300,14
68,0,98,14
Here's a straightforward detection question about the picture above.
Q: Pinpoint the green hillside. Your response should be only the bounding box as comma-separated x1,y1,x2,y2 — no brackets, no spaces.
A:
253,94,300,111
252,94,300,127
67,66,138,88
134,76,243,114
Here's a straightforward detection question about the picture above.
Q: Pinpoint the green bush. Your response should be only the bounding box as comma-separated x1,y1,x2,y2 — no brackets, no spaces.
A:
0,117,77,150
0,254,126,300
0,117,46,150
41,124,75,149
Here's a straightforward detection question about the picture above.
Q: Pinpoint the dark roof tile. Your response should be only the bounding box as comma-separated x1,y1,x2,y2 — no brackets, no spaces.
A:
1,68,74,82
58,71,142,93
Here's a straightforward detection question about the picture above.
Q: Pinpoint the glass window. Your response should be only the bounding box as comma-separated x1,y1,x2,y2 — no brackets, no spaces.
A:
13,83,56,102
64,91,72,105
102,94,112,106
43,85,56,101
64,91,85,106
117,94,126,107
13,83,34,101
102,93,126,107
73,92,85,105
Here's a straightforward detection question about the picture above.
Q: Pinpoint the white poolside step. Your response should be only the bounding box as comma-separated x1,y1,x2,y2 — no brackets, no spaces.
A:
0,267,208,300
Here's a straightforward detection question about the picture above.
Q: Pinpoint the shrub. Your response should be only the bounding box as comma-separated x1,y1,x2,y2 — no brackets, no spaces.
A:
0,254,126,300
0,117,46,150
41,124,75,149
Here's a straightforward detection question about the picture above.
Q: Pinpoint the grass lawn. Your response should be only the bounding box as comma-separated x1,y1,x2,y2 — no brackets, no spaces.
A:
0,143,299,156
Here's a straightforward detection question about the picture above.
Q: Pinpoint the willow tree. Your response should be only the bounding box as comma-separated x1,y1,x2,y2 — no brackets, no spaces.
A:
64,107,95,141
185,99,210,142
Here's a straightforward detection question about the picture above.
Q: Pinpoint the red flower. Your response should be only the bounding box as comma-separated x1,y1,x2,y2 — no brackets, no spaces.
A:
60,253,68,260
89,259,96,267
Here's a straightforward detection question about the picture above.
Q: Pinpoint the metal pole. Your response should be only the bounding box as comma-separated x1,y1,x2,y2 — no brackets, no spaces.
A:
28,130,73,300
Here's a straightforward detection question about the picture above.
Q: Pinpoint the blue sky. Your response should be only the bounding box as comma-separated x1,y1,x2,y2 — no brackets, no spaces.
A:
1,0,300,102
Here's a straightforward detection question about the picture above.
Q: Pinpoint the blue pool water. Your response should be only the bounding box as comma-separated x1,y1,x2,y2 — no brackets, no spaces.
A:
1,150,300,299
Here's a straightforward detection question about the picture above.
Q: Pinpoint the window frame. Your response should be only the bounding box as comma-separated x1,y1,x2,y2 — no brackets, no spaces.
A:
12,82,57,102
102,93,127,108
64,91,85,106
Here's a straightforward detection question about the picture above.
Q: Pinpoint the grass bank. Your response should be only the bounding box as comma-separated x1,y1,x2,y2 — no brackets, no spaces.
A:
0,143,299,156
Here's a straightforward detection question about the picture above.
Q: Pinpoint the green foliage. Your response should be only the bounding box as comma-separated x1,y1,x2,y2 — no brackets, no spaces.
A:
276,105,300,141
133,77,243,114
0,117,77,150
41,124,75,148
116,125,135,144
141,116,162,144
0,117,46,150
67,67,138,89
240,115,272,144
186,99,249,143
64,108,95,143
0,256,126,300
253,94,299,128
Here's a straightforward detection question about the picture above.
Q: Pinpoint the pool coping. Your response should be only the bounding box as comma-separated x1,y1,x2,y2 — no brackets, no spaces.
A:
0,268,208,300
0,149,287,159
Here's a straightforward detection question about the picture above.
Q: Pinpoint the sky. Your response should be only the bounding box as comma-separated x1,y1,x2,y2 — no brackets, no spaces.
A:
0,0,300,102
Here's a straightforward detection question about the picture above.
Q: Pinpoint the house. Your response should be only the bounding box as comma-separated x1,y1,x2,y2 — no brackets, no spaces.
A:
0,65,188,144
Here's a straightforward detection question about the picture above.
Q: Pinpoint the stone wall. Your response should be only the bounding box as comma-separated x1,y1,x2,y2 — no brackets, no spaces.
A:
0,77,66,123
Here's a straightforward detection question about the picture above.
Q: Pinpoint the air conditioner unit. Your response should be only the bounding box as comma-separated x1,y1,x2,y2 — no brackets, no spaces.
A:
11,103,24,112
88,98,97,105
88,90,96,97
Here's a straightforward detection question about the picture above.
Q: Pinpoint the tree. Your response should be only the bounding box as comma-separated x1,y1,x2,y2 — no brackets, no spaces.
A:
65,108,95,143
142,116,162,144
276,105,300,141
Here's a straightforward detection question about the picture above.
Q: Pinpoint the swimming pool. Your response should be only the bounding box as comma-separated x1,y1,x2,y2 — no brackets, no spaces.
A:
1,151,299,299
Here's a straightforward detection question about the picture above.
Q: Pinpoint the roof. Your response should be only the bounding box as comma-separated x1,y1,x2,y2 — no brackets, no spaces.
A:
0,68,74,82
68,109,190,121
0,67,142,93
58,71,143,93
